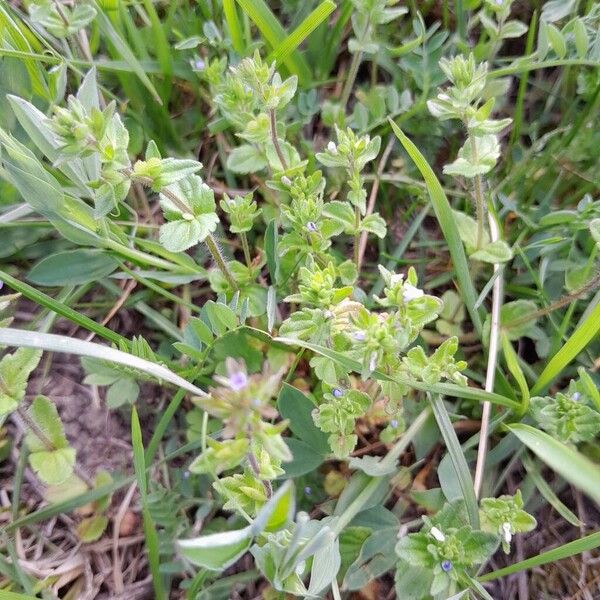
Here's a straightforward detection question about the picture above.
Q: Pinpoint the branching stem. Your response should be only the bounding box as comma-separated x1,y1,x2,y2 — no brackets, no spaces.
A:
269,109,288,171
205,233,238,291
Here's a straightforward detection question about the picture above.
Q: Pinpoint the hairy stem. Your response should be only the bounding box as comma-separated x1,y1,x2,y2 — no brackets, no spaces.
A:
269,109,288,171
340,50,363,110
353,205,361,270
473,211,503,498
240,232,252,269
469,134,486,249
205,233,238,291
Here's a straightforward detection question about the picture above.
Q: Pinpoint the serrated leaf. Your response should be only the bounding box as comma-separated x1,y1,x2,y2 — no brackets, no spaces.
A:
0,347,42,416
227,144,268,174
470,240,513,263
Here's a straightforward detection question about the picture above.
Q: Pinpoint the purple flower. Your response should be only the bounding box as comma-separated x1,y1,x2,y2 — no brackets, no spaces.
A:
441,560,452,572
304,486,312,495
332,388,344,398
228,370,248,391
391,419,398,428
306,221,318,232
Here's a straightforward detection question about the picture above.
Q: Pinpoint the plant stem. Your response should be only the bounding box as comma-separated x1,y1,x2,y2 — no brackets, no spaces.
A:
332,407,431,536
340,50,363,110
473,210,503,498
469,134,486,249
353,205,361,270
240,232,252,269
204,233,238,291
269,109,288,171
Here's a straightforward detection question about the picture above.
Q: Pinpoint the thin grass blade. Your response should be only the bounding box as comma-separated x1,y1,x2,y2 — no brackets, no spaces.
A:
509,423,600,504
531,301,600,394
389,120,483,335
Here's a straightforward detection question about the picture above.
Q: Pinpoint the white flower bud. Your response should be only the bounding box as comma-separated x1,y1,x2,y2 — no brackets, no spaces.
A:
327,141,337,154
402,283,424,303
430,526,445,542
281,175,292,186
502,522,512,544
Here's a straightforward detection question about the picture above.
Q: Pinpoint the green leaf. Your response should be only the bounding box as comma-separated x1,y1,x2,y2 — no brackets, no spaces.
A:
106,377,139,408
28,249,118,286
277,383,329,453
131,406,166,599
531,302,600,395
323,200,356,231
546,23,567,59
281,438,325,477
264,220,280,284
177,526,253,570
26,396,75,486
429,395,479,528
0,347,41,416
77,514,109,542
226,144,268,174
470,240,513,264
93,2,163,104
389,121,483,335
360,213,387,238
508,423,600,504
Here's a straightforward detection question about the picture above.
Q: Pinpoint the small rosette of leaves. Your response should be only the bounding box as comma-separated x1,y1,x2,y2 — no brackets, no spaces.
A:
29,0,96,37
219,192,262,234
402,336,468,386
480,490,537,554
530,384,600,445
312,388,371,458
395,501,498,599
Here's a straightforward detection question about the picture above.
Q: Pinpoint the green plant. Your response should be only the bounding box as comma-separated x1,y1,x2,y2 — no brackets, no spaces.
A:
0,1,598,598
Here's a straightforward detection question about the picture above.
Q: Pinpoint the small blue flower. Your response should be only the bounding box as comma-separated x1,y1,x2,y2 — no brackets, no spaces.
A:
306,221,318,233
572,392,581,401
183,470,191,479
332,388,344,398
228,370,248,391
304,486,312,495
390,419,399,428
441,560,453,572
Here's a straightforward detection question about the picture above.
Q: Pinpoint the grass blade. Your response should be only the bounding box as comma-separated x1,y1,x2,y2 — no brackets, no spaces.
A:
479,531,600,582
389,120,483,335
430,394,480,528
509,423,600,504
267,1,335,66
140,0,173,102
274,336,520,409
522,455,581,527
93,2,163,105
501,333,530,415
0,5,49,100
0,270,127,346
131,407,166,599
235,0,311,83
223,0,245,54
531,301,600,395
0,328,206,397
